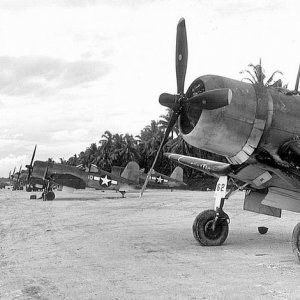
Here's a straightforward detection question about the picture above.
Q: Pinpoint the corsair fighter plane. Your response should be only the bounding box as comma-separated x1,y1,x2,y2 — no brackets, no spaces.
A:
26,146,185,200
142,18,300,262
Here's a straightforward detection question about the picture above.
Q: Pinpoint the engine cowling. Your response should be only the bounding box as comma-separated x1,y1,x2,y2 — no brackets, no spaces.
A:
180,75,300,165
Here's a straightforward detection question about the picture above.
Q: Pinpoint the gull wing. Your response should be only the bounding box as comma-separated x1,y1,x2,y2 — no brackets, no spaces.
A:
164,153,231,178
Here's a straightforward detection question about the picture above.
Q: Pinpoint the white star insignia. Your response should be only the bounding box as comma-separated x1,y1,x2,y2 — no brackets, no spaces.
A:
100,175,111,186
156,176,163,183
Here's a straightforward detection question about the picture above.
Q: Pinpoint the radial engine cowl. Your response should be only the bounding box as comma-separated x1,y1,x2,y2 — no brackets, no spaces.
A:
180,75,259,164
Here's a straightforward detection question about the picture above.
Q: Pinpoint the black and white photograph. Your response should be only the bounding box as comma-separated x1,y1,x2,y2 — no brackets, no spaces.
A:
0,0,300,299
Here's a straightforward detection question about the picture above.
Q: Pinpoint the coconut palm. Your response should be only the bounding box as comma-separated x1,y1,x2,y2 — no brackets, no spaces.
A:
158,108,179,139
241,59,283,87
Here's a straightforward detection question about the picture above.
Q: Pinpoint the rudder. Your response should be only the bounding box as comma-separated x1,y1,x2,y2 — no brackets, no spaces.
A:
121,161,140,184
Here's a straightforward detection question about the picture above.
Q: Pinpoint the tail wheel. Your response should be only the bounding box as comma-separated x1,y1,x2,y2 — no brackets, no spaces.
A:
193,209,229,246
292,222,300,263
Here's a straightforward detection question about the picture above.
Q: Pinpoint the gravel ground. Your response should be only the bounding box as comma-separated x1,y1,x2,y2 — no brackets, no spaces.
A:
0,189,299,299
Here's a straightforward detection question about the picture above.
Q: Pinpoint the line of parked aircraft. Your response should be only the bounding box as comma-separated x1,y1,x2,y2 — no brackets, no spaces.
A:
6,18,300,262
8,145,186,200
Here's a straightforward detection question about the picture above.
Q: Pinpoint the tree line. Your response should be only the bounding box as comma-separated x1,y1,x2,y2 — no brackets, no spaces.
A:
54,108,224,189
55,62,283,189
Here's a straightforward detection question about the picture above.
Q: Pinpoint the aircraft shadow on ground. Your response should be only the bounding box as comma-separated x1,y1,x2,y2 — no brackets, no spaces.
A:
155,227,291,253
31,196,122,201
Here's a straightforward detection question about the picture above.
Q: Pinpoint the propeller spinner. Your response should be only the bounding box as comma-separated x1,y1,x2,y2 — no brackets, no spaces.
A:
140,18,232,197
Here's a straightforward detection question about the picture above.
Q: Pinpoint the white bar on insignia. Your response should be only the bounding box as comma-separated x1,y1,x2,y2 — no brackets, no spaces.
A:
111,180,117,185
94,176,100,181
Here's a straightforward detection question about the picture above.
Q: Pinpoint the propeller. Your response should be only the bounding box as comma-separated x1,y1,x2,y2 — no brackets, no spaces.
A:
140,18,232,197
16,165,22,183
43,162,49,182
26,145,37,183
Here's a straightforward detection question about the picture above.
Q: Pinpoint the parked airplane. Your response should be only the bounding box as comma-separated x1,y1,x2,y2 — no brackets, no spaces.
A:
10,165,27,190
141,18,300,262
25,146,185,200
112,164,185,189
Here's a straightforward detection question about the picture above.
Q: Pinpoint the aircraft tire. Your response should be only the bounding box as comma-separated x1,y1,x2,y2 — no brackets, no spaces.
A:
193,209,229,246
292,222,300,263
44,191,55,201
26,186,32,192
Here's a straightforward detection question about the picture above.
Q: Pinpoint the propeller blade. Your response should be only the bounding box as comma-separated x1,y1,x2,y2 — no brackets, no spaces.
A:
8,171,11,179
26,145,37,183
176,18,188,94
186,88,232,110
43,163,49,182
17,165,22,182
159,93,177,109
30,145,37,167
12,167,16,176
140,111,180,197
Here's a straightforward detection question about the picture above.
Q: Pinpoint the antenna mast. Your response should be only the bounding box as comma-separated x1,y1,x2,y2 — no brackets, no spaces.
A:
294,64,300,94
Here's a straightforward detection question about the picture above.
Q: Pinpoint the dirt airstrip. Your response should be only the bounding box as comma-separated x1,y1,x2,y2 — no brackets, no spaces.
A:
0,189,299,299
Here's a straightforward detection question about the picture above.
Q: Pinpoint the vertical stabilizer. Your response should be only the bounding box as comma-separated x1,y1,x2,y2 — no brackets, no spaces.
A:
121,161,140,184
168,166,184,187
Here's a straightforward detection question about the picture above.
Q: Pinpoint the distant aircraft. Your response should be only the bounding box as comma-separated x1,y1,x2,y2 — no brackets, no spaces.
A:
10,165,27,190
25,146,185,200
112,164,185,189
141,18,300,262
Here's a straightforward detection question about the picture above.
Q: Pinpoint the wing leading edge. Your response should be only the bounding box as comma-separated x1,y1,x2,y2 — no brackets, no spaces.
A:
164,153,231,178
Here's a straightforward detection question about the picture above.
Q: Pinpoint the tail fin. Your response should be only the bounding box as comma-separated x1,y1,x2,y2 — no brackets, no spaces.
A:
121,161,140,184
168,167,184,188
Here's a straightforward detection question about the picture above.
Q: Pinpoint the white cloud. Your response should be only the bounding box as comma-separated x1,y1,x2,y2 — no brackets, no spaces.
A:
0,154,27,177
0,0,300,176
0,56,111,96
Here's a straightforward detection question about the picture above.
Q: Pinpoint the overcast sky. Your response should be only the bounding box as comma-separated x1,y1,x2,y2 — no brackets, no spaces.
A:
0,0,300,177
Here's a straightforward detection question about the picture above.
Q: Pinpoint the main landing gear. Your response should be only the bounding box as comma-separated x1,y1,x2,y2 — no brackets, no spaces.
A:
292,222,300,263
192,176,237,246
40,180,55,201
42,190,55,201
193,199,229,246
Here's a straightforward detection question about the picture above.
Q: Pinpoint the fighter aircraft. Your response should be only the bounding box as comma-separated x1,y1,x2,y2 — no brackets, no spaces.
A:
10,165,27,190
112,164,185,189
25,146,185,200
141,18,300,262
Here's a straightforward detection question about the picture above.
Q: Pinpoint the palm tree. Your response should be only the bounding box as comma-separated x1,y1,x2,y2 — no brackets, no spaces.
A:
241,59,283,87
67,154,79,166
98,130,114,170
117,134,140,164
158,108,179,139
137,120,164,171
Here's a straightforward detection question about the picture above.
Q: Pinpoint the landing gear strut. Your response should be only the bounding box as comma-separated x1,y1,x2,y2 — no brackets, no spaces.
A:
193,176,233,246
41,180,55,201
292,222,300,263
